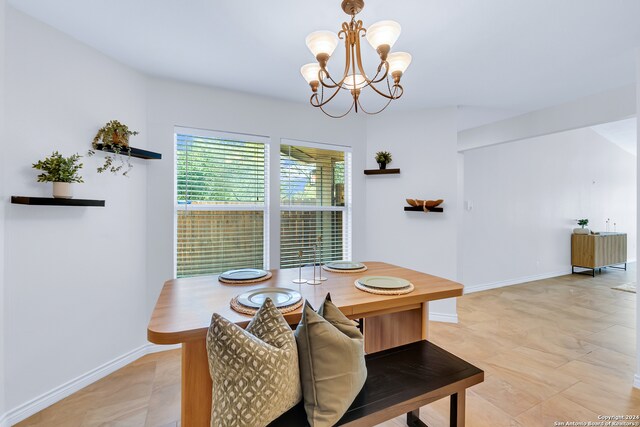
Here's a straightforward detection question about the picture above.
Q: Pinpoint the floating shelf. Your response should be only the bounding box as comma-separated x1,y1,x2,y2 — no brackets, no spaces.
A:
364,168,400,175
11,196,105,207
404,206,443,213
94,144,162,160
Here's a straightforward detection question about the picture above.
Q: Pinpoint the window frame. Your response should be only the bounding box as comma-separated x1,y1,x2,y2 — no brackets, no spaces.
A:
173,126,270,278
279,139,352,267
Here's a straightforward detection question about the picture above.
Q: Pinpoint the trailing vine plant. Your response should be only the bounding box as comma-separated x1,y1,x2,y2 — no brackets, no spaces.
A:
88,120,139,176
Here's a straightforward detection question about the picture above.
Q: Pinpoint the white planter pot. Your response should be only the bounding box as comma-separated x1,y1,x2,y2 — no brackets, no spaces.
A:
52,182,72,199
573,227,590,235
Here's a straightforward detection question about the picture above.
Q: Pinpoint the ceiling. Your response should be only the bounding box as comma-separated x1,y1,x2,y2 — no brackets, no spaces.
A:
591,117,637,156
8,0,640,116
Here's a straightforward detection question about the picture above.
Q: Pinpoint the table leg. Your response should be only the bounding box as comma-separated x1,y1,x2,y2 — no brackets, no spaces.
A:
182,339,212,427
450,391,465,427
421,302,429,340
364,307,423,353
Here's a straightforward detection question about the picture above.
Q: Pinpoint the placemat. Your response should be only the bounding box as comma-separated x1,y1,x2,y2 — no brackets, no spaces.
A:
322,265,368,273
354,280,415,295
218,271,273,285
230,296,304,316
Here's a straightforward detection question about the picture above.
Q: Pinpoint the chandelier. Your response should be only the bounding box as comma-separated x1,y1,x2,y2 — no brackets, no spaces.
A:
300,0,412,118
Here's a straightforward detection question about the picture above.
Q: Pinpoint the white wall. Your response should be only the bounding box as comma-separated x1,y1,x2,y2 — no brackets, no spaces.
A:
145,78,367,320
3,7,148,416
459,84,636,152
0,0,6,421
635,49,640,390
364,108,460,321
462,127,636,291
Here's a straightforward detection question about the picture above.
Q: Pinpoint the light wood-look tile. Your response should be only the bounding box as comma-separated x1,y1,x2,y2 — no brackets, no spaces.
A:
16,267,638,426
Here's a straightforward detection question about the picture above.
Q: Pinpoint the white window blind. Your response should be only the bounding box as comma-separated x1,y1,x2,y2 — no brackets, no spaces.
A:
176,129,268,278
280,142,351,269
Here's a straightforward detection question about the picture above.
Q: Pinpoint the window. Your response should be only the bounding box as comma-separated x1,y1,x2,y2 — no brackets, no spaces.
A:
175,128,269,278
280,142,351,268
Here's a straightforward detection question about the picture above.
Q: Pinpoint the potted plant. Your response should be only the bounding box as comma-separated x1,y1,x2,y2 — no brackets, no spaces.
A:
375,151,392,170
88,119,139,176
574,218,590,235
32,151,84,199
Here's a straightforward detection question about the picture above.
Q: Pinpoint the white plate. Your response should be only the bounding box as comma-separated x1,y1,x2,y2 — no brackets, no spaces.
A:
236,287,302,309
357,276,411,289
220,268,268,281
325,261,365,270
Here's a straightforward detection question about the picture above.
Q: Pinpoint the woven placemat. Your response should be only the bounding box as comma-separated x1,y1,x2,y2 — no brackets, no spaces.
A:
230,297,304,316
218,271,273,285
354,280,415,295
322,265,368,273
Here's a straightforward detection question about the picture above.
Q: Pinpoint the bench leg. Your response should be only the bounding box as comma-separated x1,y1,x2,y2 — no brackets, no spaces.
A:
406,409,429,427
450,392,465,427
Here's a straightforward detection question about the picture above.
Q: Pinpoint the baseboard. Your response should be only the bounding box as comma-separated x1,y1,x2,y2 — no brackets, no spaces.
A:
3,343,181,426
634,374,640,389
429,312,459,323
464,269,571,294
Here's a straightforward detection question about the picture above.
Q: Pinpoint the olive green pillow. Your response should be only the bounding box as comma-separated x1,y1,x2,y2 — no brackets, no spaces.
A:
295,294,367,427
206,298,302,427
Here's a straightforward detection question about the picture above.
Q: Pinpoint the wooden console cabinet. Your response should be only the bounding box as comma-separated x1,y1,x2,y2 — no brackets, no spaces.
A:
571,232,627,276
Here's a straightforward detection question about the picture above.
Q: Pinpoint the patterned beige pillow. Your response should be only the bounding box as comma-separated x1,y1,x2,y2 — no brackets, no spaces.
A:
206,298,302,427
295,294,367,427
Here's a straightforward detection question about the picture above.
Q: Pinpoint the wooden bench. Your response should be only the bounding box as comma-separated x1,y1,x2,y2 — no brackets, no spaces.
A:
269,339,484,427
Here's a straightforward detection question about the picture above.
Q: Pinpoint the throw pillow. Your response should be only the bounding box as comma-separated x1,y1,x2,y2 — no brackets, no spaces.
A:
295,293,367,427
206,298,302,427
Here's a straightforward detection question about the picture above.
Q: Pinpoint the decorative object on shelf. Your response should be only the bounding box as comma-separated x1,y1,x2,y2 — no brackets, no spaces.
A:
363,168,400,175
300,0,412,117
11,196,105,207
375,151,392,170
32,151,84,199
573,218,590,235
293,250,308,284
218,268,273,285
406,198,444,212
88,119,139,176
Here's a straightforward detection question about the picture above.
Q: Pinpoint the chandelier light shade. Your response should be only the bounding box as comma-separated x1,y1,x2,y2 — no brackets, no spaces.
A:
387,52,412,74
365,20,402,50
305,31,340,58
301,0,412,117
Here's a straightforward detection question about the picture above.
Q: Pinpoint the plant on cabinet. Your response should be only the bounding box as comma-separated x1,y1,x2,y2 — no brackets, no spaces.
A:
573,218,590,235
32,151,84,199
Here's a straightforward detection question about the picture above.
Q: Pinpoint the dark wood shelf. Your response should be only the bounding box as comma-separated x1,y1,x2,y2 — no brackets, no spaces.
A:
404,206,444,213
94,144,162,160
11,196,105,207
364,168,400,175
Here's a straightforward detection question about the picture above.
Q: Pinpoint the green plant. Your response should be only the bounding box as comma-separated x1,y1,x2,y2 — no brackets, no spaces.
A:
577,219,589,228
375,151,392,164
32,151,84,183
87,119,139,176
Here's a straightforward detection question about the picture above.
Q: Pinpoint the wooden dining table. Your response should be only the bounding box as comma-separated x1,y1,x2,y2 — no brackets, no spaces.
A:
147,261,464,427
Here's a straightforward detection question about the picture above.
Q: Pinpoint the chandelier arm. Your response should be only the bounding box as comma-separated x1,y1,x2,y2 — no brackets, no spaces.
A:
319,25,354,89
355,95,394,115
310,84,345,108
319,100,356,119
368,61,390,84
364,79,401,99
